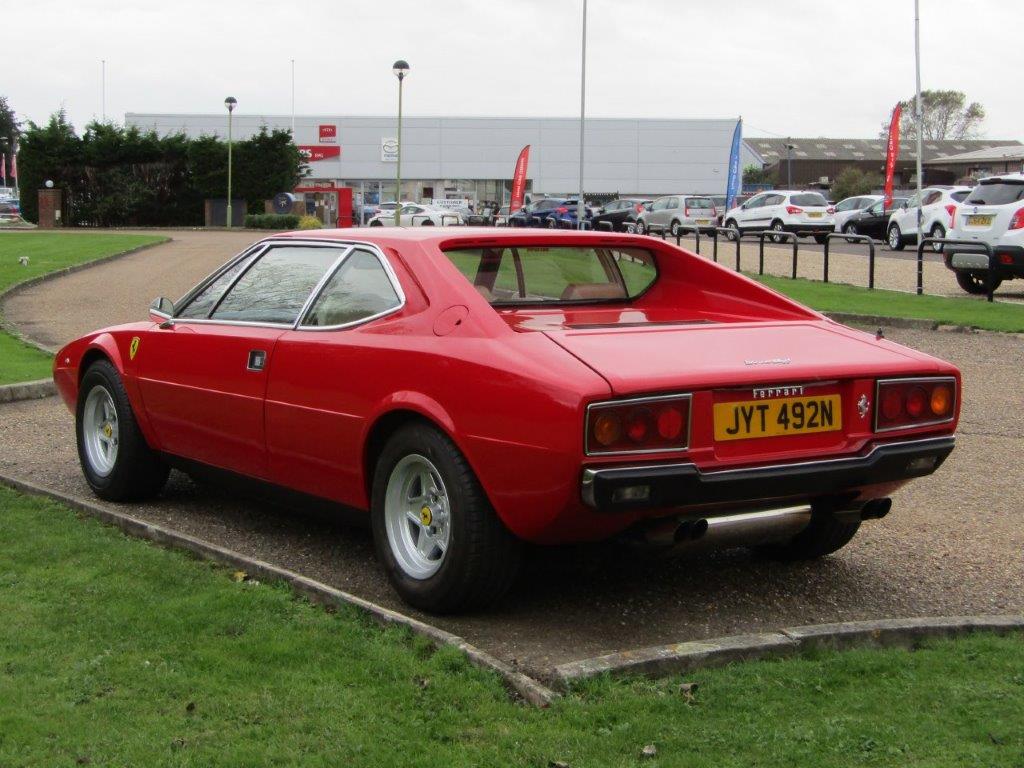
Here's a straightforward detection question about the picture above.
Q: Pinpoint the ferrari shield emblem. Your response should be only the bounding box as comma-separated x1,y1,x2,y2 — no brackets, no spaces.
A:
129,336,140,360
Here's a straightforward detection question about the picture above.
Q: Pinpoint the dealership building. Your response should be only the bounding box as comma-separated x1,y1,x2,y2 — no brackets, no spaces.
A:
126,113,758,212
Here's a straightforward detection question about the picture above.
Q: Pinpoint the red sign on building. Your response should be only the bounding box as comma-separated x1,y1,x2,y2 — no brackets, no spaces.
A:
298,145,341,162
319,124,337,143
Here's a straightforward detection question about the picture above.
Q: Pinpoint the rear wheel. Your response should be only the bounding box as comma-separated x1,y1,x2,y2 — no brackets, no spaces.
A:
929,223,946,252
887,223,905,250
842,222,859,243
634,219,647,235
770,220,786,243
370,422,522,613
757,513,861,561
955,270,1001,295
669,219,681,237
725,219,740,241
76,359,169,501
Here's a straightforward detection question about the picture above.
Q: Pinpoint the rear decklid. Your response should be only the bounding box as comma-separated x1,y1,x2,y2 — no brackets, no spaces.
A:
543,320,943,395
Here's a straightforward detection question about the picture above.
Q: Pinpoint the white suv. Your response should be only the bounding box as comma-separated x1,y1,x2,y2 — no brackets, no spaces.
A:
885,186,972,251
723,190,835,243
945,173,1024,294
635,195,717,236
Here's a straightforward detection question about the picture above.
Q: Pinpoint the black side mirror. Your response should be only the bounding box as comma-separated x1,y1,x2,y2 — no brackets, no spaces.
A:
150,296,174,316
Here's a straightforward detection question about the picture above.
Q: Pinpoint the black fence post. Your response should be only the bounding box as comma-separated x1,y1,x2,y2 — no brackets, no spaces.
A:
823,235,830,283
758,233,765,275
712,228,719,262
694,228,701,254
916,240,925,295
735,233,741,272
867,238,875,289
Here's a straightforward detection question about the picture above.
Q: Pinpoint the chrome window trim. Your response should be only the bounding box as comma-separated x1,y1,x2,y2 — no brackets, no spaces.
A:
581,434,956,488
173,242,271,318
874,376,957,433
291,245,356,328
294,243,408,332
584,392,693,457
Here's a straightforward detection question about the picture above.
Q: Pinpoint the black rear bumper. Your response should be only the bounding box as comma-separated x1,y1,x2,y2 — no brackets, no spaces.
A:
581,436,955,512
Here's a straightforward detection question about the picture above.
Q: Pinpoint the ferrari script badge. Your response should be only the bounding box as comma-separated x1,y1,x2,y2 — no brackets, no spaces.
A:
129,336,140,360
857,394,870,419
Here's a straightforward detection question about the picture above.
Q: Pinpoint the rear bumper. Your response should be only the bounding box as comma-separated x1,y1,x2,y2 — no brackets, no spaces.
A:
783,223,834,234
580,435,954,512
945,245,1024,279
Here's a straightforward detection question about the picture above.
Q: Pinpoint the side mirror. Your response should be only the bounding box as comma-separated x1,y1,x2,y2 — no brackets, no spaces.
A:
150,296,174,317
900,201,908,209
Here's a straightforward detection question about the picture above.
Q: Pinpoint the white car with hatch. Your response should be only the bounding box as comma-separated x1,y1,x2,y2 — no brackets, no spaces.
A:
723,190,835,244
945,173,1024,294
368,203,464,227
885,185,972,251
634,195,718,237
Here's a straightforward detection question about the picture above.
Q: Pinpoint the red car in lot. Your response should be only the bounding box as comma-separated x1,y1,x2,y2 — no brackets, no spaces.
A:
54,229,960,612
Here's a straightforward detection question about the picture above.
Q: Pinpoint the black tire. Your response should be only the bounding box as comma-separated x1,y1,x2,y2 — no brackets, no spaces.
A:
546,217,557,229
813,234,829,245
757,513,861,561
955,270,1001,295
887,224,905,250
669,219,681,237
724,219,740,241
370,422,522,613
842,222,859,243
369,220,384,227
929,224,945,252
770,220,786,243
420,220,434,226
76,359,169,501
634,219,647,235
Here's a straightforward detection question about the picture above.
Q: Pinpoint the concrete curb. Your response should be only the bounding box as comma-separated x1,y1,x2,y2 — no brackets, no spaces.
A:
0,378,56,403
554,615,1024,687
0,237,170,356
0,472,559,708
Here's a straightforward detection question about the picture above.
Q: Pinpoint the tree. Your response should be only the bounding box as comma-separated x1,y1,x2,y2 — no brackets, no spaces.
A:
879,90,985,141
831,167,882,201
743,163,777,186
0,96,20,183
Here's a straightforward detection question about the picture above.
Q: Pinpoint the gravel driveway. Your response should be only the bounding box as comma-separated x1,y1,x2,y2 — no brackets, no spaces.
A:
1,230,1022,678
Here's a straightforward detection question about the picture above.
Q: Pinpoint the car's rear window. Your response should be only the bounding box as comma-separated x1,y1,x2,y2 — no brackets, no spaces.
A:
444,246,656,305
790,193,829,206
964,181,1024,206
685,197,715,208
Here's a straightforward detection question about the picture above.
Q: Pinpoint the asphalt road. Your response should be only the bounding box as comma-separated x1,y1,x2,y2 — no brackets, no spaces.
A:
1,231,1022,678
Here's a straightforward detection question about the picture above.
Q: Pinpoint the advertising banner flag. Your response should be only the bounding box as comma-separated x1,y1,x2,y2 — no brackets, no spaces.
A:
884,104,902,208
10,141,17,184
510,145,530,214
725,119,742,211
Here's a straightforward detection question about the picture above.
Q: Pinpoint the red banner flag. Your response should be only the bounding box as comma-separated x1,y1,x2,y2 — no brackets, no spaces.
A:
509,144,530,214
883,104,901,208
9,143,17,182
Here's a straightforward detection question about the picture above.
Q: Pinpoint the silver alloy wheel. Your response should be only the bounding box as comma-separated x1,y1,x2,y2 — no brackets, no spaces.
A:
670,220,680,236
930,224,945,252
889,225,901,249
771,221,785,242
82,385,119,477
384,454,451,580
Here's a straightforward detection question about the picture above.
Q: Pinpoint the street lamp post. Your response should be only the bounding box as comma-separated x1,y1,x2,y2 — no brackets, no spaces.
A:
392,60,410,226
225,96,237,228
785,140,795,188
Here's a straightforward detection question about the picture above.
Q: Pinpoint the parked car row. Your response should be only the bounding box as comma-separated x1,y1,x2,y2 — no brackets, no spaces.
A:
722,190,835,244
367,203,464,227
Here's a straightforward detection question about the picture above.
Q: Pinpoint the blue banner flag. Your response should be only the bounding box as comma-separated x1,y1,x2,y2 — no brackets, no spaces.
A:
725,118,742,211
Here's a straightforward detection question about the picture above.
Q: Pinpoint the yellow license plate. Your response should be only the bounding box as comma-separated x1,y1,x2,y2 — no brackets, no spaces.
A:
696,218,710,224
713,394,842,442
807,212,823,218
967,215,993,226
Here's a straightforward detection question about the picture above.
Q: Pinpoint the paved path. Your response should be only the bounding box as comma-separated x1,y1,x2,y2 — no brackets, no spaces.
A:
1,229,1021,677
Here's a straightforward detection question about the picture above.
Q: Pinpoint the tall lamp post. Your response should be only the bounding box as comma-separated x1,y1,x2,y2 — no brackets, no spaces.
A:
392,60,410,225
785,140,795,188
224,96,237,228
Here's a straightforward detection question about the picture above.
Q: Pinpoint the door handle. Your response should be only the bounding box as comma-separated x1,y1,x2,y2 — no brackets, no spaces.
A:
247,350,267,371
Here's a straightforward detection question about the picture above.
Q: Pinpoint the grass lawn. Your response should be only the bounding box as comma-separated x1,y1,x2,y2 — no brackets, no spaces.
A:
1,486,1022,767
756,274,1024,333
0,232,166,385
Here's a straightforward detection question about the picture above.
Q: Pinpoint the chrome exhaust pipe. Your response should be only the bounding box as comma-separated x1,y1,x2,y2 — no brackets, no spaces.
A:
691,504,813,549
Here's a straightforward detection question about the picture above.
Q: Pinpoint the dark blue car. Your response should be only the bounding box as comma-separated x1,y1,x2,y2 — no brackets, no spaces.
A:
509,198,591,228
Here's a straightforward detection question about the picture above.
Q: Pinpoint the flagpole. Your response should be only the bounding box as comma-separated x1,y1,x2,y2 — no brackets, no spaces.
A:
914,0,923,232
290,59,296,137
102,59,106,122
577,0,587,230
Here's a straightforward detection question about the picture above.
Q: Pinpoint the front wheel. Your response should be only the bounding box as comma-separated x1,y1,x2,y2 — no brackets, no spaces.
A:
634,219,647,235
669,219,681,237
955,270,1001,295
842,222,859,243
770,220,786,243
371,422,522,613
76,359,169,501
887,224,905,250
757,513,861,561
929,224,945,252
724,219,740,241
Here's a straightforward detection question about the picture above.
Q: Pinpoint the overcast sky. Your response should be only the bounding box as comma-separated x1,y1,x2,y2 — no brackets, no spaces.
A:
8,0,1022,140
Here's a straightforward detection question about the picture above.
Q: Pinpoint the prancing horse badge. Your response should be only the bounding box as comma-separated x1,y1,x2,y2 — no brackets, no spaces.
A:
129,336,140,360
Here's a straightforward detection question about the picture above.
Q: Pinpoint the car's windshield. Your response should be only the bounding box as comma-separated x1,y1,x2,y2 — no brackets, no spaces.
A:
444,245,657,305
964,180,1024,206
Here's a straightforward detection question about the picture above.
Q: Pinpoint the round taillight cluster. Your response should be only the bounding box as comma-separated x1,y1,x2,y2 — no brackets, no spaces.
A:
876,379,955,430
587,398,690,454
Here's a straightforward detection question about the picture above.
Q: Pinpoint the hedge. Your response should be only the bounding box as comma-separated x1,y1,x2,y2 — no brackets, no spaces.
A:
245,213,300,230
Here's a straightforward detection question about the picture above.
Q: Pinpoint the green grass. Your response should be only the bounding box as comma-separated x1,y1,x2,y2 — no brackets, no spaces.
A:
0,232,166,384
755,274,1024,333
2,486,1022,767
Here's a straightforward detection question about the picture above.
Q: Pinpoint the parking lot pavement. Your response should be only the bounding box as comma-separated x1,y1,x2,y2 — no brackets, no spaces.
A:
2,326,1021,678
2,229,264,351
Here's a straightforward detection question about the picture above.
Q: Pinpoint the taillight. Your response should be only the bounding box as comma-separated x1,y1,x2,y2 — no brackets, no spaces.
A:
786,205,803,214
635,203,643,213
684,207,691,217
945,204,957,226
1008,208,1024,230
875,378,956,432
586,395,691,455
556,206,568,214
827,207,836,214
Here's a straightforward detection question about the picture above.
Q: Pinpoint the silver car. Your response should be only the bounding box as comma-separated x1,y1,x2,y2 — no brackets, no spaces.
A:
635,195,718,236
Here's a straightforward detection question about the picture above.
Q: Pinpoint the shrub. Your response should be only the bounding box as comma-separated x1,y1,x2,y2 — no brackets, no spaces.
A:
297,215,322,230
831,167,883,201
244,213,299,229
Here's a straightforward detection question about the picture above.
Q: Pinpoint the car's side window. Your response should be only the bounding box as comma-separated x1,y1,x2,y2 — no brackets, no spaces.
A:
906,192,920,208
175,251,260,320
835,198,856,212
209,245,341,325
923,190,942,206
302,249,402,328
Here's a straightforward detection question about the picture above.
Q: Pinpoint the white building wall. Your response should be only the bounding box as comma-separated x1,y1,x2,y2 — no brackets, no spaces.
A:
126,113,740,196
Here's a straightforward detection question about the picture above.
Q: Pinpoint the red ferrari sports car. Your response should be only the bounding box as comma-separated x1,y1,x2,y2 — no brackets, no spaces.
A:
54,229,959,612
